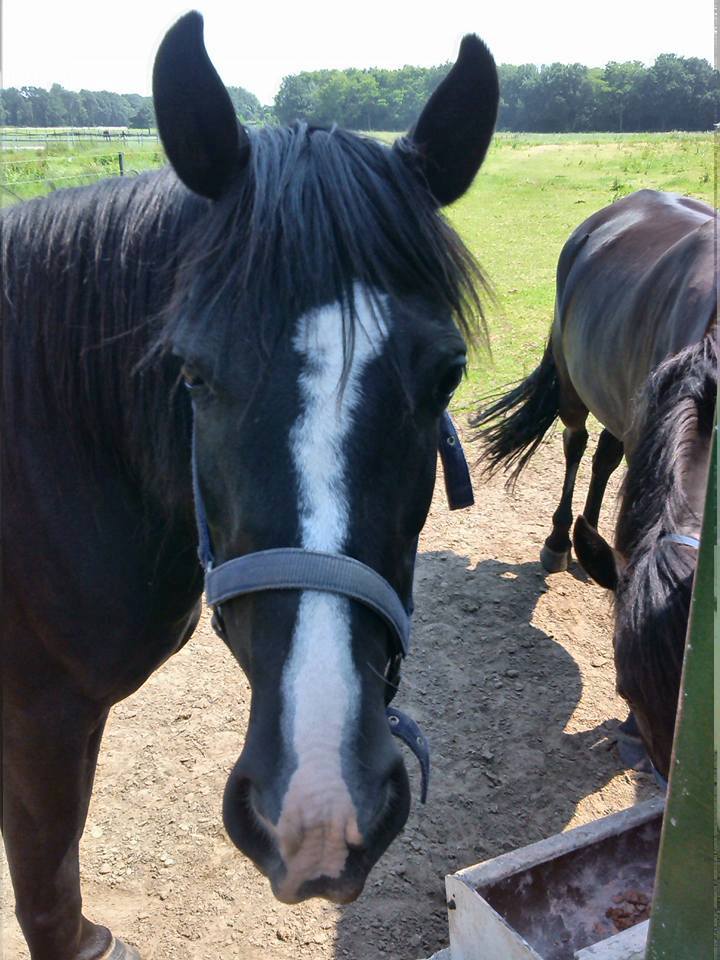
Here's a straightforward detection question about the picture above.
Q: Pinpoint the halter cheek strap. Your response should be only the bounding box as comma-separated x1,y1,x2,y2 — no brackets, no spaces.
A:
191,414,214,571
386,708,430,804
439,414,474,510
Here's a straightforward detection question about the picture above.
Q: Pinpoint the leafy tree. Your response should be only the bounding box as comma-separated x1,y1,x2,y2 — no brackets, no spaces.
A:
226,86,264,122
47,84,69,126
129,105,153,129
275,73,322,123
497,64,540,129
602,62,645,131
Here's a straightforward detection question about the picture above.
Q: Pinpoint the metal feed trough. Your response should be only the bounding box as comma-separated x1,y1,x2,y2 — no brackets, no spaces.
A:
443,797,662,960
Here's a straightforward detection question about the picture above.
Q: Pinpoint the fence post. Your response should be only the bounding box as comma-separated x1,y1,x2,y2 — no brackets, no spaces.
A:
118,152,125,176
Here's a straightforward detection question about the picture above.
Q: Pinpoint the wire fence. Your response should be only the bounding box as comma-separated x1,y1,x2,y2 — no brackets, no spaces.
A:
1,130,159,148
0,148,163,206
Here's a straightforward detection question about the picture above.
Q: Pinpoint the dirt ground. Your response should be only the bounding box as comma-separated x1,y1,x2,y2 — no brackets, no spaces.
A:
1,426,658,960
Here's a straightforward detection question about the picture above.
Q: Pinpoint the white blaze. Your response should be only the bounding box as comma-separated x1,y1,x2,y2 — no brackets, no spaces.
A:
274,287,389,900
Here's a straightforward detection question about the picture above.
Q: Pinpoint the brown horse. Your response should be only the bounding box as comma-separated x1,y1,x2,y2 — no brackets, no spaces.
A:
473,189,717,779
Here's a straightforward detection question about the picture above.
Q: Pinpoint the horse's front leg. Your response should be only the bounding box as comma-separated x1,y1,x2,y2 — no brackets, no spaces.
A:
2,680,139,960
581,428,624,529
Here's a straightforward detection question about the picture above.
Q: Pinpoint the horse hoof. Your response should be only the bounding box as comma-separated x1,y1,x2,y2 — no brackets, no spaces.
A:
100,937,142,960
540,543,571,573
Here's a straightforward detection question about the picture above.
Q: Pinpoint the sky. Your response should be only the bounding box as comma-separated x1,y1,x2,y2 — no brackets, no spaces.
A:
1,0,715,105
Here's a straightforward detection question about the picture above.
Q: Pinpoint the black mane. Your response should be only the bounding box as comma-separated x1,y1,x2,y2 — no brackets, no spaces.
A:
614,332,717,711
2,169,210,511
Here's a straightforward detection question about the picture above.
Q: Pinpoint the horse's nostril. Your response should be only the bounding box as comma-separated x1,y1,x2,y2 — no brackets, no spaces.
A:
223,771,279,871
360,758,410,854
245,781,269,823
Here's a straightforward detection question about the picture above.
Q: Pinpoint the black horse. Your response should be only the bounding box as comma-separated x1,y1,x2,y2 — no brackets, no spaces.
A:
474,189,717,782
1,12,499,960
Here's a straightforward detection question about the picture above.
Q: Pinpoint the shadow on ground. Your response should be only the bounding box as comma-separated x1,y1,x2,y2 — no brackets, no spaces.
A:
333,549,648,960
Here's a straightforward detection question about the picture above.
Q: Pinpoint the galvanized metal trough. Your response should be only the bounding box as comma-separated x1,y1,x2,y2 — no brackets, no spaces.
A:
436,796,663,960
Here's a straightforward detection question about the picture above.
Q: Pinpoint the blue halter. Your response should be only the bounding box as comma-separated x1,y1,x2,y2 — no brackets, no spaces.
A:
659,532,701,550
189,407,473,804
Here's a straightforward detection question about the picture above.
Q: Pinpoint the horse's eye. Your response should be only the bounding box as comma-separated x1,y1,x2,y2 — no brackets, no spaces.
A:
181,367,205,390
436,359,466,405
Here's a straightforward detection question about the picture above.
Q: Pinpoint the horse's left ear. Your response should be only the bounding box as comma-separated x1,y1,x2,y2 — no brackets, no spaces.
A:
397,35,499,206
573,515,624,591
152,11,250,199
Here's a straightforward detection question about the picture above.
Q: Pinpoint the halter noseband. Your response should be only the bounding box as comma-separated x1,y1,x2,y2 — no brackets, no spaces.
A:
190,405,473,804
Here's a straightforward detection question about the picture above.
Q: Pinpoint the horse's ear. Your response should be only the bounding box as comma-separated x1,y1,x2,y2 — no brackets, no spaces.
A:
153,11,249,200
573,515,624,591
398,34,498,207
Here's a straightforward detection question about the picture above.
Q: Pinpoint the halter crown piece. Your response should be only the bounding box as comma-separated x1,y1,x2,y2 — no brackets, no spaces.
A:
189,402,474,805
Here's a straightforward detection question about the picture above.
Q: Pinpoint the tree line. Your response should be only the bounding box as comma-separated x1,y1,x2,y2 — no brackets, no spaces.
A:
276,54,719,132
0,84,267,129
2,53,717,132
497,56,718,132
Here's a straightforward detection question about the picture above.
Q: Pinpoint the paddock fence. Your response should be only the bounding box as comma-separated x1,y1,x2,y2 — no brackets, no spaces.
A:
1,131,164,206
1,129,159,148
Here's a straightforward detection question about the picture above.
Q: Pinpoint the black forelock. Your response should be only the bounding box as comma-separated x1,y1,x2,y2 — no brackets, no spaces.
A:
161,123,490,367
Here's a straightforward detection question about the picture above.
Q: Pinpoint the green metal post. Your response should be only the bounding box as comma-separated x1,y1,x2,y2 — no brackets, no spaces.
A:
645,411,716,958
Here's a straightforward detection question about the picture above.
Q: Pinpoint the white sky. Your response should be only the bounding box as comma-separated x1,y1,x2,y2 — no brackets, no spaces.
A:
1,0,715,105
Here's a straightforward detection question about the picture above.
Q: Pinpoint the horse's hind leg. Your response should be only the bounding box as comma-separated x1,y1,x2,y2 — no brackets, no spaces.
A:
581,429,624,529
538,326,590,573
2,681,139,960
540,424,589,571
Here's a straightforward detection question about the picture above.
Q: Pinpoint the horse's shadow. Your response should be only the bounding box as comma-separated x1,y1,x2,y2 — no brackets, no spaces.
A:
333,550,653,960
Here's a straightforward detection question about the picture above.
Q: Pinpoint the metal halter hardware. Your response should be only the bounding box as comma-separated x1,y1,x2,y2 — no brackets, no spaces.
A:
190,405,474,804
659,533,701,550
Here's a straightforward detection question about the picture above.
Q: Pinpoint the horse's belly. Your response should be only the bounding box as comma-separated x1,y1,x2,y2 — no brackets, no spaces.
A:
562,320,637,440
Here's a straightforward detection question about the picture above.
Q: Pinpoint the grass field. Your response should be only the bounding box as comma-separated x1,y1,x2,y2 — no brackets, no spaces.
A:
1,129,715,399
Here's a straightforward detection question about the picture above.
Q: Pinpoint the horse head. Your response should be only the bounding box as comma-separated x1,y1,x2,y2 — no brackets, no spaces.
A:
573,334,716,780
152,12,498,904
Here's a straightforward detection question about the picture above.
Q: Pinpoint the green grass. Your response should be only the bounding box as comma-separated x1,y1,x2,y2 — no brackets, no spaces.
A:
2,129,715,406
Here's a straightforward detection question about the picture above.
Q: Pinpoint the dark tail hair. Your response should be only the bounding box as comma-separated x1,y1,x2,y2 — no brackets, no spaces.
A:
471,339,560,485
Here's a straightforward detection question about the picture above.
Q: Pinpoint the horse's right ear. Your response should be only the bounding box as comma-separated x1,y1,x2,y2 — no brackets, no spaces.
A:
573,515,624,591
397,34,498,207
153,12,250,199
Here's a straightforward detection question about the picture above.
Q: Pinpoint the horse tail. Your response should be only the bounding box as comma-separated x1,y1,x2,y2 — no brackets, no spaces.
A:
471,337,560,485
